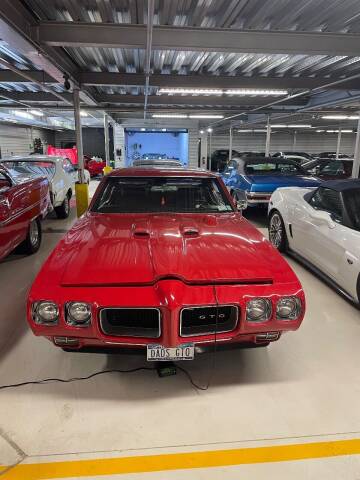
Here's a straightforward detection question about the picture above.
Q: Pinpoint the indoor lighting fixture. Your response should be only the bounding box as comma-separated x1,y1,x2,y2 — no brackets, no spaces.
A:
199,130,204,134
322,115,359,120
12,110,33,119
29,109,43,117
271,124,312,128
161,128,167,131
238,129,267,133
207,127,213,133
326,129,353,133
316,130,325,133
152,114,187,118
140,127,146,131
225,89,288,96
189,114,224,119
159,88,222,95
80,111,88,117
159,88,288,96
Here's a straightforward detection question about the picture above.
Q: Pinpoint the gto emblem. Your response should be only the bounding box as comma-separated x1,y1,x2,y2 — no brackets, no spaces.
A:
198,313,226,320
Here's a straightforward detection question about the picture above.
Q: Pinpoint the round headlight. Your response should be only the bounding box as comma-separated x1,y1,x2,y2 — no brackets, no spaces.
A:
276,297,301,320
34,302,59,325
67,302,91,326
246,298,272,322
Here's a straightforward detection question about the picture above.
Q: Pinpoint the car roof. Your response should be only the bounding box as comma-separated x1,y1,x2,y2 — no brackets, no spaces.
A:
239,156,298,164
321,179,360,191
108,167,217,178
1,155,62,163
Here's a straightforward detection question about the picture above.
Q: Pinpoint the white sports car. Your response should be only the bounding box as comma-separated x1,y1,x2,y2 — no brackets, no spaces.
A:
268,180,360,305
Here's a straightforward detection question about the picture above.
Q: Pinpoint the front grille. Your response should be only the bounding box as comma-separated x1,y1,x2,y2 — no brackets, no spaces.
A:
100,308,161,338
180,305,238,337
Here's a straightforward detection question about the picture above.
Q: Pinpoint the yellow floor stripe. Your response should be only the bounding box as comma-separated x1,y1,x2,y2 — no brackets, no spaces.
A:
2,438,360,479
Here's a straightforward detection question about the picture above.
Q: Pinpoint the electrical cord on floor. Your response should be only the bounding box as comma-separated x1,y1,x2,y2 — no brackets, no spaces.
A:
0,364,212,392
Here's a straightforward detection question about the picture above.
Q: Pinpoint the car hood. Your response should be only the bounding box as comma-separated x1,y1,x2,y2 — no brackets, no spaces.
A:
56,213,294,287
247,174,320,191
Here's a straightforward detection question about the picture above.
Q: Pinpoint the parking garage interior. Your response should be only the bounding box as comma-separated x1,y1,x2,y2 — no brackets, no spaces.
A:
1,1,360,479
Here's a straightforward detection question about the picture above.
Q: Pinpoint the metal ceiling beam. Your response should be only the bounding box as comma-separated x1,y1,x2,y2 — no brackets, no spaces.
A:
35,21,360,56
0,70,56,83
0,91,72,102
0,0,97,106
78,72,360,90
95,94,307,106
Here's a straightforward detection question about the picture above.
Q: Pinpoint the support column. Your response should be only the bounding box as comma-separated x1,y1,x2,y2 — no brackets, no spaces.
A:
199,130,208,169
104,113,110,167
207,127,213,170
293,130,297,150
229,126,233,163
335,127,342,159
265,116,271,157
352,117,360,178
73,88,88,216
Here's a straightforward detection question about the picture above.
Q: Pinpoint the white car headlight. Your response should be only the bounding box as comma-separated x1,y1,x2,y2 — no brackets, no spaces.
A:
276,297,301,320
246,298,272,322
33,301,59,325
66,302,92,326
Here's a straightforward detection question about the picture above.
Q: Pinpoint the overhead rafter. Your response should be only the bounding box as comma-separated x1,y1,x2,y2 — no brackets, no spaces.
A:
94,94,308,107
2,70,360,91
34,21,360,56
0,91,72,102
0,0,97,106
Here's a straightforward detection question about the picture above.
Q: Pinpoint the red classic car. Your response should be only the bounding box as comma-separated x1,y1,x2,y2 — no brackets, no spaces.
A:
84,156,106,177
27,168,305,359
0,165,50,262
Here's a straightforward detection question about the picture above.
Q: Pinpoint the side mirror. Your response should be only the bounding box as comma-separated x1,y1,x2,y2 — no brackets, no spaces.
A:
0,179,11,193
234,189,248,210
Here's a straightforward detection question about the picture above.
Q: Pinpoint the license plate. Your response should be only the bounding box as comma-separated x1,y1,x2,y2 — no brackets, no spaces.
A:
147,343,194,361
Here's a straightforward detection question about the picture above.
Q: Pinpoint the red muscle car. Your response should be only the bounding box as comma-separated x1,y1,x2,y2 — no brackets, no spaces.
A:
0,165,50,262
84,156,106,177
27,168,305,359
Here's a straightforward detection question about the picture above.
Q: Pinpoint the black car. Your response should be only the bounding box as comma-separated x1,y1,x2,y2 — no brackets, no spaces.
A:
210,149,241,172
317,152,350,159
303,158,354,179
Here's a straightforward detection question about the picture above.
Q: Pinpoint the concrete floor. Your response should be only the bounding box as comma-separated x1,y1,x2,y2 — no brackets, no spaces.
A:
0,181,360,479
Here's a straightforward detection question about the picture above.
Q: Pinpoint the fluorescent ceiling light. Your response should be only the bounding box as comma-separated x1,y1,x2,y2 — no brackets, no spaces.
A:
159,88,222,95
159,88,288,96
316,129,324,132
326,129,353,133
225,89,288,96
80,111,88,117
189,114,224,119
29,109,43,117
12,110,33,119
199,130,204,134
152,114,187,118
140,127,146,131
207,127,213,133
322,115,359,120
237,129,267,133
161,128,167,131
271,124,312,128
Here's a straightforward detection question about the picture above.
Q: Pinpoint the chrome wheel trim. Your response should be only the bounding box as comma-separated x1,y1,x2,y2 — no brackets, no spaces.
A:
269,214,282,248
29,220,39,246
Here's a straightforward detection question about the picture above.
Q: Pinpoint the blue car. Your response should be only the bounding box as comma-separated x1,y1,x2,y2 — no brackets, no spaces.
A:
221,157,321,206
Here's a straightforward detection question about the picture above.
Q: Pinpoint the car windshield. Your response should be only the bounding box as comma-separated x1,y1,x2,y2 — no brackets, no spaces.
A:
1,160,55,180
141,153,167,159
92,177,234,214
343,189,360,231
245,161,305,175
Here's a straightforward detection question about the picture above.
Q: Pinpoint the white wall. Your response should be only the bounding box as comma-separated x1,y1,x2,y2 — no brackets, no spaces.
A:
211,132,356,156
0,124,54,158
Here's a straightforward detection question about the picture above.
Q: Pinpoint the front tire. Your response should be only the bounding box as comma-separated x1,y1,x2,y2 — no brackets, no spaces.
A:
55,195,70,219
21,218,42,255
269,211,288,252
